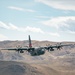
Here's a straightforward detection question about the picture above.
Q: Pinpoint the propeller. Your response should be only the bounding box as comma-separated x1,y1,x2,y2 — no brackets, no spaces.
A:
46,44,54,51
15,45,22,53
46,44,50,51
16,45,22,48
56,43,62,50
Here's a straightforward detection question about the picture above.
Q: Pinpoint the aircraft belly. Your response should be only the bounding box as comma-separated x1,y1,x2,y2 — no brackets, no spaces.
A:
30,50,45,56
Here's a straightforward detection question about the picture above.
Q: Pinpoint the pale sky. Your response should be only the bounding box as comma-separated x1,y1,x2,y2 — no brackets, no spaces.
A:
0,0,75,42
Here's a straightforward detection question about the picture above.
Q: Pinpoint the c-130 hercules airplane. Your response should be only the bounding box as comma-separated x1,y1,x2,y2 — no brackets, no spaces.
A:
1,35,72,56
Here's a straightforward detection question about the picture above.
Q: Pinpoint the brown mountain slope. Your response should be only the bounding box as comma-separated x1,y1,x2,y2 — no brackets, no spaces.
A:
32,63,75,75
0,61,43,75
0,61,75,75
0,40,74,48
0,41,75,75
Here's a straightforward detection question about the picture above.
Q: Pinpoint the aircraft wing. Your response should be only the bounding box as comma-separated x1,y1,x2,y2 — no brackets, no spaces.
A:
1,48,17,50
1,47,29,53
43,44,72,50
48,44,71,48
1,48,28,50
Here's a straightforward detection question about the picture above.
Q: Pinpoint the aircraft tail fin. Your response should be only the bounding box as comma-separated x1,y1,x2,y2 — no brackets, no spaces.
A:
29,35,32,48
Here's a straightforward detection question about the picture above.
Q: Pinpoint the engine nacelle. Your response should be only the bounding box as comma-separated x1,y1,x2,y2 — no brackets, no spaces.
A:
20,50,24,53
50,48,54,51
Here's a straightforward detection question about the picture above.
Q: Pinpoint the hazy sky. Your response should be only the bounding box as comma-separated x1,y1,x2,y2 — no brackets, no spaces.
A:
0,0,75,42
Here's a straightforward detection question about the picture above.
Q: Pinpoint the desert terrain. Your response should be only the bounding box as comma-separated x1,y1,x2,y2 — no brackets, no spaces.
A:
0,40,75,75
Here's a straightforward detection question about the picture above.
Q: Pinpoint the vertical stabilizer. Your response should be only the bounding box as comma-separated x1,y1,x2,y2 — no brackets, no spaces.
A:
29,35,32,48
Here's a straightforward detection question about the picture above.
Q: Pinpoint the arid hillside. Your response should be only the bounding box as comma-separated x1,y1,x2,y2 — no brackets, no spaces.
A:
0,61,44,75
0,40,74,48
0,40,75,75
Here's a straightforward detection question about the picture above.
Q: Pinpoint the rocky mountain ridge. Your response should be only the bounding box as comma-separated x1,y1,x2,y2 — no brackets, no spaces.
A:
0,41,75,75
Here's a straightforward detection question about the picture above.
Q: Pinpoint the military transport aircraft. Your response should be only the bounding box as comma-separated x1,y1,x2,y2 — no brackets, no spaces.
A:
1,35,72,56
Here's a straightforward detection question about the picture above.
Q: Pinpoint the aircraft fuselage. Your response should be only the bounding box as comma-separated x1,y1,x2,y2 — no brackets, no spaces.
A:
28,48,45,56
